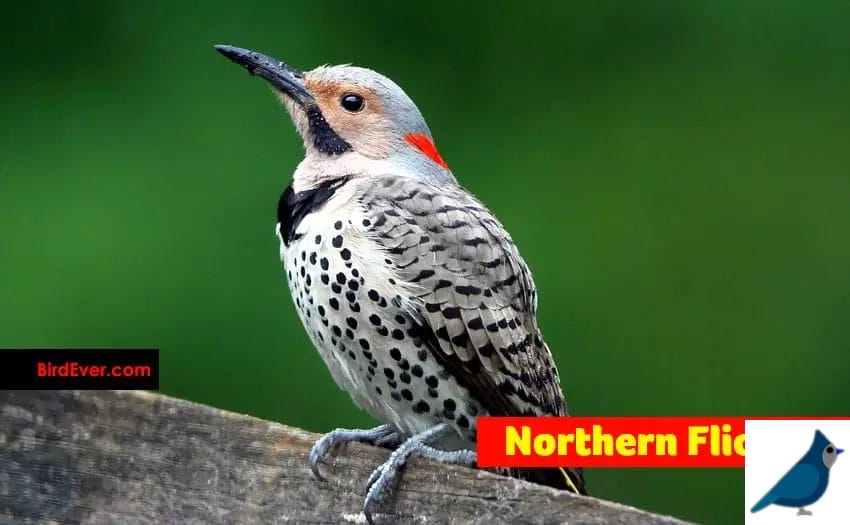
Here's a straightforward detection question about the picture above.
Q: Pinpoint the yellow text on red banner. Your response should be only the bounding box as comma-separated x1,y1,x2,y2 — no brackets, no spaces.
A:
477,417,746,468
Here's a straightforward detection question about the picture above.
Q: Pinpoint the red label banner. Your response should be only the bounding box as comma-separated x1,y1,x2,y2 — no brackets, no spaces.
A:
477,417,746,468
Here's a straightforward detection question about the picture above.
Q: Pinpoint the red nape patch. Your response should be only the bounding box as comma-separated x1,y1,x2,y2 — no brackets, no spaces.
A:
405,133,449,169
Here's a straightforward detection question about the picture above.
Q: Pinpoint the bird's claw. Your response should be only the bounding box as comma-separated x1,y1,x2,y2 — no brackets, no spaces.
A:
361,424,477,523
309,424,476,522
365,462,384,493
363,461,396,522
309,425,397,481
308,432,336,480
363,437,414,521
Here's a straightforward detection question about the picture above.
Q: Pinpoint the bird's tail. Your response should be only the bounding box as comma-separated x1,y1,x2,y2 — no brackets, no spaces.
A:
750,487,780,513
509,466,587,495
750,494,775,513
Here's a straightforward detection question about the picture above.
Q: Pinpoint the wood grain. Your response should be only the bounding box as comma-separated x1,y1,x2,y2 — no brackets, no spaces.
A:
0,390,689,524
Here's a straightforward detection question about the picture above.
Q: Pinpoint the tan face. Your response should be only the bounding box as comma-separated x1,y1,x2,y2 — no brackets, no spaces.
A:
279,78,393,159
216,47,448,173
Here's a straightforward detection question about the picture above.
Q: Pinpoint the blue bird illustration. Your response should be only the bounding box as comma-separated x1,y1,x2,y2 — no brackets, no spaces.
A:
751,429,843,516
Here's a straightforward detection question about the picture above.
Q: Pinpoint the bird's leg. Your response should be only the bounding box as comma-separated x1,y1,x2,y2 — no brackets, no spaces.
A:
362,423,476,522
309,424,400,480
797,507,813,516
416,444,477,466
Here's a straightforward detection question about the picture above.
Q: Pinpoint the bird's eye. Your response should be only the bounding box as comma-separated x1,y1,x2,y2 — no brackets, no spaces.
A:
340,93,365,113
827,446,835,453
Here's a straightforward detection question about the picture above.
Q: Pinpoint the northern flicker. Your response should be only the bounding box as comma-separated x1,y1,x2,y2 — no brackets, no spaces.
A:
215,45,587,519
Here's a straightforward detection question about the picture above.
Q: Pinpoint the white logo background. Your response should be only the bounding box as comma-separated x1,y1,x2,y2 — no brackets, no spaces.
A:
746,420,849,524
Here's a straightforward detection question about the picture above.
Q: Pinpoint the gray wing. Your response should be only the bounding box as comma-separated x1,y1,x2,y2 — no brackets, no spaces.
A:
359,175,568,417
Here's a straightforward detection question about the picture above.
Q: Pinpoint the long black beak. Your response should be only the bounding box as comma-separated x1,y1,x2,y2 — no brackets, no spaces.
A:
214,45,314,105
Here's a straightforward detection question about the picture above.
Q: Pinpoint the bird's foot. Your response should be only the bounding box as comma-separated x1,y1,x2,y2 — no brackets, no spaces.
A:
362,423,476,523
797,507,813,516
309,424,400,480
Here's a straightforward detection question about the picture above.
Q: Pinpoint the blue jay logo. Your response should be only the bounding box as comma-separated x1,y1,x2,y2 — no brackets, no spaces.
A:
751,430,843,516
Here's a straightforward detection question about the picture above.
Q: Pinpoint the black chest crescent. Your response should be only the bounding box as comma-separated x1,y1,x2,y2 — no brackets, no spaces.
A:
277,177,351,246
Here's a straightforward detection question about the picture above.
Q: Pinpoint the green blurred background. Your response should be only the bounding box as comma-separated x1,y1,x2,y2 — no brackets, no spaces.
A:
2,1,849,523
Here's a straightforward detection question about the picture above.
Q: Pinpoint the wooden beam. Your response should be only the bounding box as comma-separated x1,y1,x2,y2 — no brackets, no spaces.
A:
0,390,688,524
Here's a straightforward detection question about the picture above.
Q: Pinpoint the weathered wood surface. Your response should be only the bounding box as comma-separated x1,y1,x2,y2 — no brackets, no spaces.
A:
0,390,688,524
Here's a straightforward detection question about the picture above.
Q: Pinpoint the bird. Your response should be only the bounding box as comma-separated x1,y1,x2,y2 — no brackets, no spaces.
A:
751,429,843,515
214,44,586,520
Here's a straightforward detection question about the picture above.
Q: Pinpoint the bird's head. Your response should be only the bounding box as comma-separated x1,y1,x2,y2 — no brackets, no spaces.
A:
215,45,454,189
813,430,843,469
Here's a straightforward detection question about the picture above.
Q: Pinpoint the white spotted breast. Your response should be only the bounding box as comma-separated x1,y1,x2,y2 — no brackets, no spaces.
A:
277,176,484,439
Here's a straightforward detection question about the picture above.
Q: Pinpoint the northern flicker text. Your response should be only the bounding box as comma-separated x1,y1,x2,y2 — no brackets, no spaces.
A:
476,417,747,467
